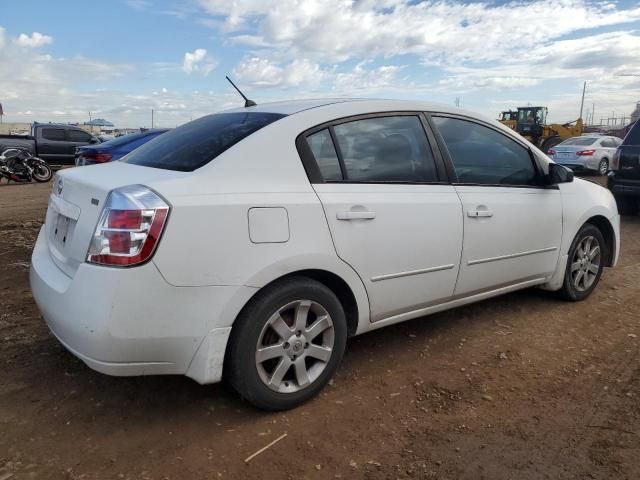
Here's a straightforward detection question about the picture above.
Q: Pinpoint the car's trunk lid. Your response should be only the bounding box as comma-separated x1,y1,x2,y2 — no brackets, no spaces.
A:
45,162,185,277
552,146,582,162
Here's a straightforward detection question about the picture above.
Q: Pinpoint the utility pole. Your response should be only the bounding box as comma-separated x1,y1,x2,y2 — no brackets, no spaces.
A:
579,81,586,120
151,109,154,128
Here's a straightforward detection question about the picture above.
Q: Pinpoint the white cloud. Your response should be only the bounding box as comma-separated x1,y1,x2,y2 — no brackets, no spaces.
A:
200,0,640,64
14,32,53,48
233,57,402,94
182,48,217,75
333,63,401,92
233,57,323,87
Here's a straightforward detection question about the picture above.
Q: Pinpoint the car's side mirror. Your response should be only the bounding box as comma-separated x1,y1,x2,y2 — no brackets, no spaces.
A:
547,163,574,185
89,137,100,144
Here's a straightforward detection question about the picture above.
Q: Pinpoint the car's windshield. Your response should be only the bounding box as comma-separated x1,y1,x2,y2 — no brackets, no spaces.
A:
123,112,286,172
560,137,597,146
518,108,544,124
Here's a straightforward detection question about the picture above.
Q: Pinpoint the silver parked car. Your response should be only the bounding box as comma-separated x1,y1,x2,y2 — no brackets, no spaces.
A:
548,136,622,176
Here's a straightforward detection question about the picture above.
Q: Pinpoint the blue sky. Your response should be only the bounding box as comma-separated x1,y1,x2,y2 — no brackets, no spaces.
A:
1,0,639,127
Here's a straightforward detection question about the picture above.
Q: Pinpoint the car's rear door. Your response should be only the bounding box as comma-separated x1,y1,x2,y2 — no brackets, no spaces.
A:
429,114,562,296
298,113,463,322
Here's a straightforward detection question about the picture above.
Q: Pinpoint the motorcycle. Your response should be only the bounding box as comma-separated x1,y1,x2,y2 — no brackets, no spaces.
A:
0,148,53,183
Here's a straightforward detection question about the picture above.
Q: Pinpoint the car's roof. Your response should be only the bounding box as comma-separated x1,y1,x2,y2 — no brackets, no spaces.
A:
221,98,473,118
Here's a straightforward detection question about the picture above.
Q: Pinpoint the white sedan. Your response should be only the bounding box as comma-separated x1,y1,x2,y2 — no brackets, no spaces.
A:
30,99,620,410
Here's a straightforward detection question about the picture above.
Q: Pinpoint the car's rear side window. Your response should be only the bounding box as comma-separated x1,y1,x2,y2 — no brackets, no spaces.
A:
332,116,437,182
123,112,286,171
307,129,342,181
303,115,438,183
42,128,66,141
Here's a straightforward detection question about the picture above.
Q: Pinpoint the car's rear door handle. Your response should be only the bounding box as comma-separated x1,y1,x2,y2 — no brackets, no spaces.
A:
467,209,493,218
336,210,376,220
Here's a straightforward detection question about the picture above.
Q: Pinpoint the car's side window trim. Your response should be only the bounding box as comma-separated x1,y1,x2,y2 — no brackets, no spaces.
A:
327,126,348,180
296,111,449,185
417,113,451,183
427,112,549,189
422,112,459,183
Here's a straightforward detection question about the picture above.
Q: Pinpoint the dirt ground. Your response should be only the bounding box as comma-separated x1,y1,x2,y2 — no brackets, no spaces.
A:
1,178,639,480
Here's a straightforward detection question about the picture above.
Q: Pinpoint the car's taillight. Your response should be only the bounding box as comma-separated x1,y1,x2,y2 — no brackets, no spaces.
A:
547,149,556,156
87,185,169,267
611,148,620,170
84,152,112,163
576,149,595,156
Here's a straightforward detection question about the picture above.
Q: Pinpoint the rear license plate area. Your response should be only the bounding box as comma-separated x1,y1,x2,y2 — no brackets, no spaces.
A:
52,213,71,247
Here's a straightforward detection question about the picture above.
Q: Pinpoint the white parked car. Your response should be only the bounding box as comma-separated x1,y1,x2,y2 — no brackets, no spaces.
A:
547,135,622,176
31,99,620,410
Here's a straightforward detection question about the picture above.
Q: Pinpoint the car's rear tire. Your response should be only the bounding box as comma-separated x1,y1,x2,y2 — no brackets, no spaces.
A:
225,276,347,411
597,158,609,176
614,195,637,216
557,224,606,302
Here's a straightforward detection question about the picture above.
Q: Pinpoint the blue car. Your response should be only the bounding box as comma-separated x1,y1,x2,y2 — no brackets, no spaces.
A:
74,129,169,166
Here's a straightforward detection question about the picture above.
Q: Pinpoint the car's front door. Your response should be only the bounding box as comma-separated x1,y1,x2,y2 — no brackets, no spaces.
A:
430,115,563,296
67,129,96,163
300,114,463,322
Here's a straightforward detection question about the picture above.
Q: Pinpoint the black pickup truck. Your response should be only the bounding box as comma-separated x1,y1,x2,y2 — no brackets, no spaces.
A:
0,123,101,166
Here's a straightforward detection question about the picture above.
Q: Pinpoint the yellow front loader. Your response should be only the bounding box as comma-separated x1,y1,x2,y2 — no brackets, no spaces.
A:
513,106,583,152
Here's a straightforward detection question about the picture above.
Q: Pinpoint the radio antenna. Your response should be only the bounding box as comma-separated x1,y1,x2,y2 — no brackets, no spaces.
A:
225,76,257,108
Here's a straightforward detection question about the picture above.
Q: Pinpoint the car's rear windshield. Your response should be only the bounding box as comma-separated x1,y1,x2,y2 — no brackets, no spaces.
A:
559,137,597,146
623,121,640,146
123,112,286,171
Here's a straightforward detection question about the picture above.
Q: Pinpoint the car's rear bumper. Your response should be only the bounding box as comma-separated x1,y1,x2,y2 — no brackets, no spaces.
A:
30,227,256,384
608,174,640,197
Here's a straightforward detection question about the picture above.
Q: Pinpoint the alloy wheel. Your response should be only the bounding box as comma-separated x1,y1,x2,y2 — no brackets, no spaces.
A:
255,299,335,393
570,235,601,292
598,159,608,176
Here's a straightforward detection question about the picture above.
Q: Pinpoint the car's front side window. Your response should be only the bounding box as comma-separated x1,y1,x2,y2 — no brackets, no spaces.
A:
328,115,438,183
432,116,538,186
69,130,92,142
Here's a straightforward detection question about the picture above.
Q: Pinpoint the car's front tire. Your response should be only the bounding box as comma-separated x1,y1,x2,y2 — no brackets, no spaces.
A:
557,224,606,301
225,276,347,411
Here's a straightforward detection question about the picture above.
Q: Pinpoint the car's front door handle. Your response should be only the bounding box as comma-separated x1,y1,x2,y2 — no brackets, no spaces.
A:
336,210,376,220
467,209,493,218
